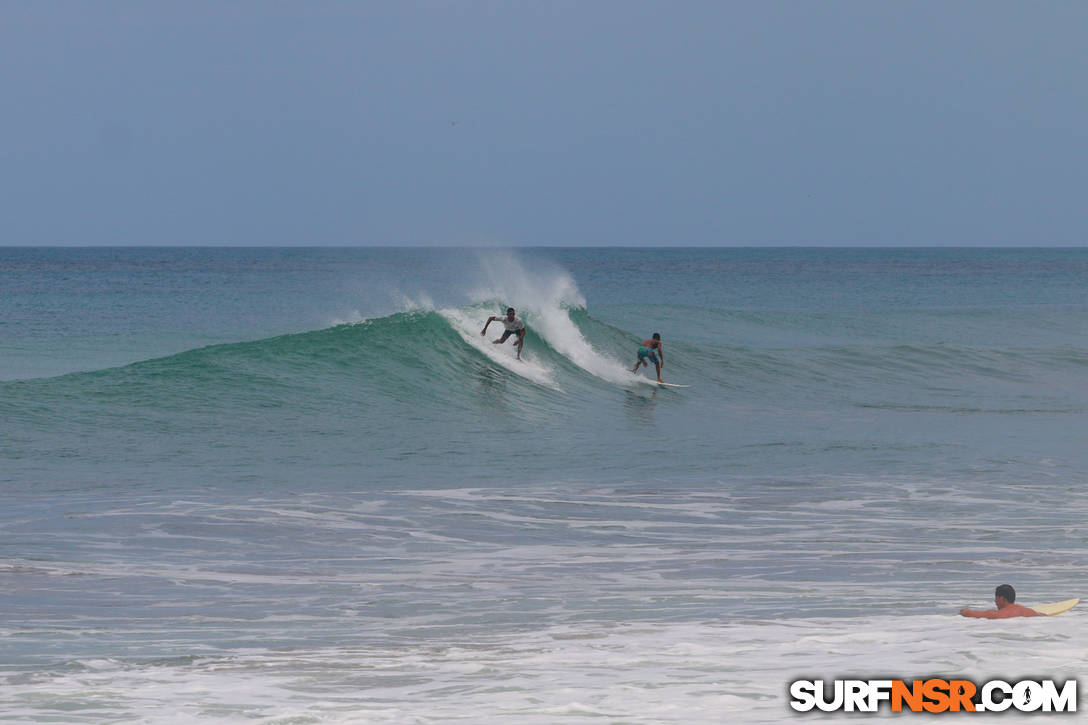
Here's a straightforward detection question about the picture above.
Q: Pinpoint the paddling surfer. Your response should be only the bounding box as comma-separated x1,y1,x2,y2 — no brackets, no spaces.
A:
481,307,526,360
959,584,1045,618
631,333,664,383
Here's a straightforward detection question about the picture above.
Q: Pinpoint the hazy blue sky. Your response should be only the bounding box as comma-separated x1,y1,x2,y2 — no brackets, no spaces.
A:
2,1,1086,246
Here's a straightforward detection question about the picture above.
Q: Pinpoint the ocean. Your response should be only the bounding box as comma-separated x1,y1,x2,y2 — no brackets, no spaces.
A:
2,246,1086,722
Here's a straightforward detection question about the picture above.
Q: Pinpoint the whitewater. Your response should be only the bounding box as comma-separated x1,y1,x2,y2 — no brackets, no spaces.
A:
2,247,1087,722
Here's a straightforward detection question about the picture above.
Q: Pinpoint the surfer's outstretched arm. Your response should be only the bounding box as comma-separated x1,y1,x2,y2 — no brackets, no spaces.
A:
481,316,496,335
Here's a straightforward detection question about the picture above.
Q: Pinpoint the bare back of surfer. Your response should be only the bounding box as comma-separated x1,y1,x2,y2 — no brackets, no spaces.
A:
959,584,1045,618
631,333,664,383
481,307,526,360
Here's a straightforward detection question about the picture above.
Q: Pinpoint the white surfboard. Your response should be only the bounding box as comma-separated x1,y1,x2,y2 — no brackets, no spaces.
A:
655,381,690,388
1031,598,1079,616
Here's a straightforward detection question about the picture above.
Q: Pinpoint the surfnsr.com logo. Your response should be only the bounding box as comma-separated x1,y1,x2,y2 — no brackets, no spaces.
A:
789,679,1077,713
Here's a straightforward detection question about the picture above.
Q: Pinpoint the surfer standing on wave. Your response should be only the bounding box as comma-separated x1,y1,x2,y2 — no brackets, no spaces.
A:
631,333,665,383
959,584,1045,618
482,307,526,360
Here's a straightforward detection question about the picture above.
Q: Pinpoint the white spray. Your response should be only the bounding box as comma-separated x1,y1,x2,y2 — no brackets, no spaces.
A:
467,251,645,386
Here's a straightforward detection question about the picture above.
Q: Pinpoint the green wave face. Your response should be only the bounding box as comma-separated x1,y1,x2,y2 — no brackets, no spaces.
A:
6,304,1086,416
4,299,1086,494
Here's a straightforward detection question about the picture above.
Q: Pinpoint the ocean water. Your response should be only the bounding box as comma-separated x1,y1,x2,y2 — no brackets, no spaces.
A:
1,247,1086,722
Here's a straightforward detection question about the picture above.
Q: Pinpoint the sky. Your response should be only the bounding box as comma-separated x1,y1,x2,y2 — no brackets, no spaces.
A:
1,1,1086,246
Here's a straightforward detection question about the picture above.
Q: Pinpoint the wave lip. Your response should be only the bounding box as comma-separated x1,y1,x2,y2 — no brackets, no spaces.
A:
465,252,645,387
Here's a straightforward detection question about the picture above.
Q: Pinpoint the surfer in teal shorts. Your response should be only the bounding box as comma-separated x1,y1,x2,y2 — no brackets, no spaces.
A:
631,333,664,382
481,307,526,360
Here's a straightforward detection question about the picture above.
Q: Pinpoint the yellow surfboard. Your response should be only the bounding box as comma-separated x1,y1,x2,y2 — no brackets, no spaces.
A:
1031,598,1079,616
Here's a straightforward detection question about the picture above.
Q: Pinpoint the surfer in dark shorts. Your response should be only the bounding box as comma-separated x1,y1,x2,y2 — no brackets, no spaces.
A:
959,584,1045,618
481,307,526,360
631,333,664,383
